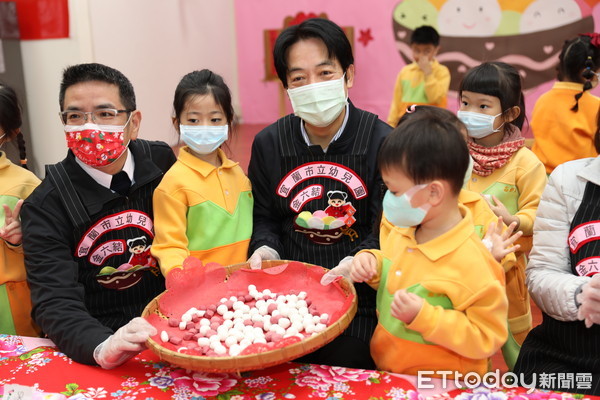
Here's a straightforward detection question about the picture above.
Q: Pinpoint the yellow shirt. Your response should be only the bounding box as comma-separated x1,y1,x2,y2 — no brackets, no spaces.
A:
531,81,600,174
152,148,253,274
0,152,40,336
466,147,546,238
387,60,450,127
364,205,508,376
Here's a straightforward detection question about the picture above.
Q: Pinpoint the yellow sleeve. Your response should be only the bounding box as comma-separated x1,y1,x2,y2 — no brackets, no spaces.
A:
424,63,450,105
407,279,508,359
515,152,548,235
4,240,23,254
151,184,190,275
387,72,404,127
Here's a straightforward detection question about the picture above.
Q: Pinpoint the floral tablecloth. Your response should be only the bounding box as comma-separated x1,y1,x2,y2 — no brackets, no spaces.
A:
0,335,597,400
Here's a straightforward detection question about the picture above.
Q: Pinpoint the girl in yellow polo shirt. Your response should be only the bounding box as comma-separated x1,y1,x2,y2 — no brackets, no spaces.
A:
458,62,547,346
152,70,253,274
0,83,40,337
531,34,600,174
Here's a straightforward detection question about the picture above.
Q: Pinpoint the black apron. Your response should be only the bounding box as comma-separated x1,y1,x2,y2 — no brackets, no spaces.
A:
276,111,377,343
514,181,600,395
46,140,164,331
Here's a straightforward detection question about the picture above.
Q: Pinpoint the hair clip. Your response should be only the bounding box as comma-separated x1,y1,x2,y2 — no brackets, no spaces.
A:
406,104,417,114
580,33,600,48
19,159,27,165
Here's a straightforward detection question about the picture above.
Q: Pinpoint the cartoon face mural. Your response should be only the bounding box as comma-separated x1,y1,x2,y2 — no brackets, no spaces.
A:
438,0,502,37
392,0,595,92
392,0,439,31
520,0,582,34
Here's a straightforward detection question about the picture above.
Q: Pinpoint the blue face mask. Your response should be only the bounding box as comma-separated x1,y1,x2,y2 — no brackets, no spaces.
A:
180,124,228,155
382,184,431,228
457,111,503,139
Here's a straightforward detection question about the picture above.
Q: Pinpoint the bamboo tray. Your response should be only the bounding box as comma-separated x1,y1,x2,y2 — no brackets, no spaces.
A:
142,260,357,372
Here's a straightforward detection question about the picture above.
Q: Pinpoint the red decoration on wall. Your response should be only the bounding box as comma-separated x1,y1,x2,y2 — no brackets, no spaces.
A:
358,28,373,46
1,0,69,40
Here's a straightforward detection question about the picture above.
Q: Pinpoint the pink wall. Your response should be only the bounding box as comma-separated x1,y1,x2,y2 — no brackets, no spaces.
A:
235,0,600,137
234,0,401,125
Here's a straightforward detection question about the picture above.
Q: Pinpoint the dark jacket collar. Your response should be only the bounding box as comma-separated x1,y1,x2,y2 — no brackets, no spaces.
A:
60,140,164,216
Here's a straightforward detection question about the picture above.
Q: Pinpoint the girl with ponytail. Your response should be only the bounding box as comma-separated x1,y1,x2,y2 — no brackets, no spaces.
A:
531,33,600,174
0,83,40,336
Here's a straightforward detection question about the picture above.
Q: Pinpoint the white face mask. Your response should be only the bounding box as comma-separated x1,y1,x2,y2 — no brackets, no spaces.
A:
457,111,504,139
287,75,348,127
180,124,228,155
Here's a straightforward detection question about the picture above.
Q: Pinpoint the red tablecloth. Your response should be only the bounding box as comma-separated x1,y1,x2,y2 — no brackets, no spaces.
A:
0,335,597,400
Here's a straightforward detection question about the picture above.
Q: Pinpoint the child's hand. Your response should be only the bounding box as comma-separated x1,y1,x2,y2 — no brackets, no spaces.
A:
483,216,522,262
485,195,520,230
0,200,24,246
350,252,377,282
391,289,423,324
416,55,433,76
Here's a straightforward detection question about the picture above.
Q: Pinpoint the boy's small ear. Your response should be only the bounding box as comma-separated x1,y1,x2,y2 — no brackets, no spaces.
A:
427,181,445,207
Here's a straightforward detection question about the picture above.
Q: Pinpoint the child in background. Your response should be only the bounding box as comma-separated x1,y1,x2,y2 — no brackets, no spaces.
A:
351,115,508,377
531,33,600,174
386,25,450,127
458,62,547,347
0,83,40,336
151,70,253,274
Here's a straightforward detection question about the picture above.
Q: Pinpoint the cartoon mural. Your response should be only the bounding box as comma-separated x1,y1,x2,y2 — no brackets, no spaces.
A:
520,0,583,34
393,0,596,91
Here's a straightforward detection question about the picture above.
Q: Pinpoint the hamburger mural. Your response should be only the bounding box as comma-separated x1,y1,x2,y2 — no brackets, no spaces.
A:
392,0,597,92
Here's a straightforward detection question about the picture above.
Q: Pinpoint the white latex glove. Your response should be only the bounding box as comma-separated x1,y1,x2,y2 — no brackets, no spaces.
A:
247,245,280,270
321,256,353,285
577,274,600,328
93,317,157,369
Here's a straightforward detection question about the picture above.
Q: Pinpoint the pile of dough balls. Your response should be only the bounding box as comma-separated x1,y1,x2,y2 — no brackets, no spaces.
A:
159,285,330,357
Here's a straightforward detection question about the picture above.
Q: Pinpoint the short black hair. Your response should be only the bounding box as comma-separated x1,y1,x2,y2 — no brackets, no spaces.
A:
398,105,466,135
127,236,147,248
459,61,525,130
410,25,440,46
379,115,469,195
173,69,234,128
59,63,136,111
273,18,353,88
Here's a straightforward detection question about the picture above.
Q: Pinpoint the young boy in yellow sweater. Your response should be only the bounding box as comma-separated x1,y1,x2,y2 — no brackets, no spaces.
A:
351,114,508,377
387,25,450,127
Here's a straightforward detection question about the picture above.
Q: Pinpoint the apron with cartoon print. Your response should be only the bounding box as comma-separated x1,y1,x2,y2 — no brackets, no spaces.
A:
46,140,164,331
276,111,378,342
515,181,600,394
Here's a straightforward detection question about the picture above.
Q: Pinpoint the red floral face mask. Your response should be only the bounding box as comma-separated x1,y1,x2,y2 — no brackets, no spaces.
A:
64,123,129,167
